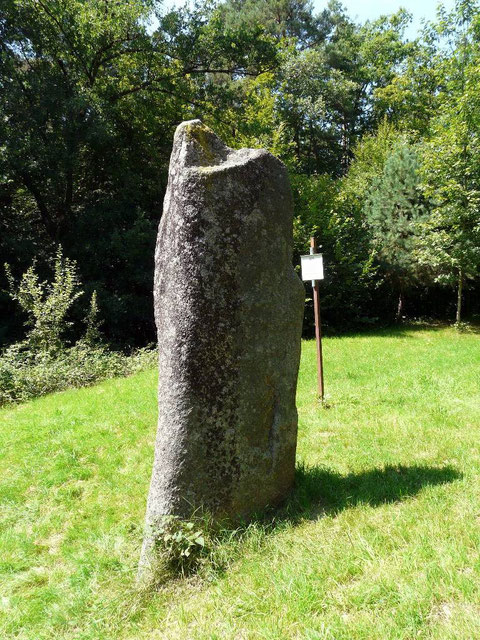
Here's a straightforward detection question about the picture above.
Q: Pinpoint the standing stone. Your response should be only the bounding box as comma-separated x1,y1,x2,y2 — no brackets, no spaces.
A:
139,120,304,574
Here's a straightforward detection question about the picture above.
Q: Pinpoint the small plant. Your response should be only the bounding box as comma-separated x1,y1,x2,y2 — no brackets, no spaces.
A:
153,515,208,576
453,321,472,333
5,247,82,355
83,290,103,346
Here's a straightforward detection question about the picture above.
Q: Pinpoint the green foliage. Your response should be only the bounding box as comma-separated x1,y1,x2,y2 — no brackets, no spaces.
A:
83,290,102,347
0,0,278,346
297,121,404,326
1,249,155,405
364,145,426,317
5,248,82,355
0,342,156,406
417,1,480,321
338,119,404,209
272,5,415,174
221,0,329,45
419,120,480,286
1,0,479,342
152,515,208,577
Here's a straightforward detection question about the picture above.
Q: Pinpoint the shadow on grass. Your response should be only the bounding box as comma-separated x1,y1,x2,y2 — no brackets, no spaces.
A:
144,464,462,584
278,463,462,522
198,463,464,580
230,464,463,533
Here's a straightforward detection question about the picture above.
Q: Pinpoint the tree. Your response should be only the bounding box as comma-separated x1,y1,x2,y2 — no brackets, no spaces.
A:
2,0,478,343
418,0,480,323
0,0,278,346
275,4,415,175
420,119,480,324
364,145,426,320
220,0,333,47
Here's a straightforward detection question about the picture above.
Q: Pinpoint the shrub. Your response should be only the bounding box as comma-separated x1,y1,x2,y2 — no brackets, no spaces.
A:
0,342,156,406
5,248,83,355
1,249,157,406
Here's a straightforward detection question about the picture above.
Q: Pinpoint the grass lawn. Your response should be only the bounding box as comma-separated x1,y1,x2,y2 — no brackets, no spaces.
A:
1,326,479,639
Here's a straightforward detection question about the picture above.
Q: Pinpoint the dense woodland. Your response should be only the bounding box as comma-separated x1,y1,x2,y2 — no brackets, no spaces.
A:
1,0,480,349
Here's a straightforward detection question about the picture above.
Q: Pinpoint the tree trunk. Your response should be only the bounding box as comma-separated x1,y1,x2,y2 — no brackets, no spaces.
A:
20,172,57,240
396,291,404,323
456,268,463,324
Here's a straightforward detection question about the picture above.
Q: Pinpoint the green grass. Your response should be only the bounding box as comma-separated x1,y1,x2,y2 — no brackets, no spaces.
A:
1,326,479,639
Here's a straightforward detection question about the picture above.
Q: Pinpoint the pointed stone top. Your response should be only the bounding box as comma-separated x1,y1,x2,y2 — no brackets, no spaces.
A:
172,119,266,171
174,120,229,167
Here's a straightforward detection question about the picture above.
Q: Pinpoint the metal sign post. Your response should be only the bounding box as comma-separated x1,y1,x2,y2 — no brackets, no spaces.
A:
300,237,324,401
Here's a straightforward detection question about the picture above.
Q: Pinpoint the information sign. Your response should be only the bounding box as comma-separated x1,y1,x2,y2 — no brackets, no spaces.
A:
300,253,324,281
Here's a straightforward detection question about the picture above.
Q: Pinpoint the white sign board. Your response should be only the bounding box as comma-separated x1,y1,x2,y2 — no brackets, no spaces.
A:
301,253,324,281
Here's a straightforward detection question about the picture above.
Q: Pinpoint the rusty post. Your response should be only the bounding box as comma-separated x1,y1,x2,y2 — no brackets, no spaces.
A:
310,237,324,401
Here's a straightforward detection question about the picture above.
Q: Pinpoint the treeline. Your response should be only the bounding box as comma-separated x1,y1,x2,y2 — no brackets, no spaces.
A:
1,0,479,348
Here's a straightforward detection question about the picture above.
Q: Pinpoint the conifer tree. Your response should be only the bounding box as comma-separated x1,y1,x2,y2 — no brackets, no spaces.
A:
364,146,426,320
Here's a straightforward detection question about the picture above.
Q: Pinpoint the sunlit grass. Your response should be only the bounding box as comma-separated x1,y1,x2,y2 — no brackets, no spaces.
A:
1,326,479,639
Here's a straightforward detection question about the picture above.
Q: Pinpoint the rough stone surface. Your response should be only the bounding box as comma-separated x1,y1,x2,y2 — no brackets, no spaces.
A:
140,120,304,572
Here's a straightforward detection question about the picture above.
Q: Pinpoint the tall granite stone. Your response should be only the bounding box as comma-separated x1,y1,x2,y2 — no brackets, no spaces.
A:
140,120,304,572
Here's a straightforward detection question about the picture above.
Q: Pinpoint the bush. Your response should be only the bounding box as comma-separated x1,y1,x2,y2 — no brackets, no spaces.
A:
0,342,156,406
1,248,157,406
5,248,83,356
